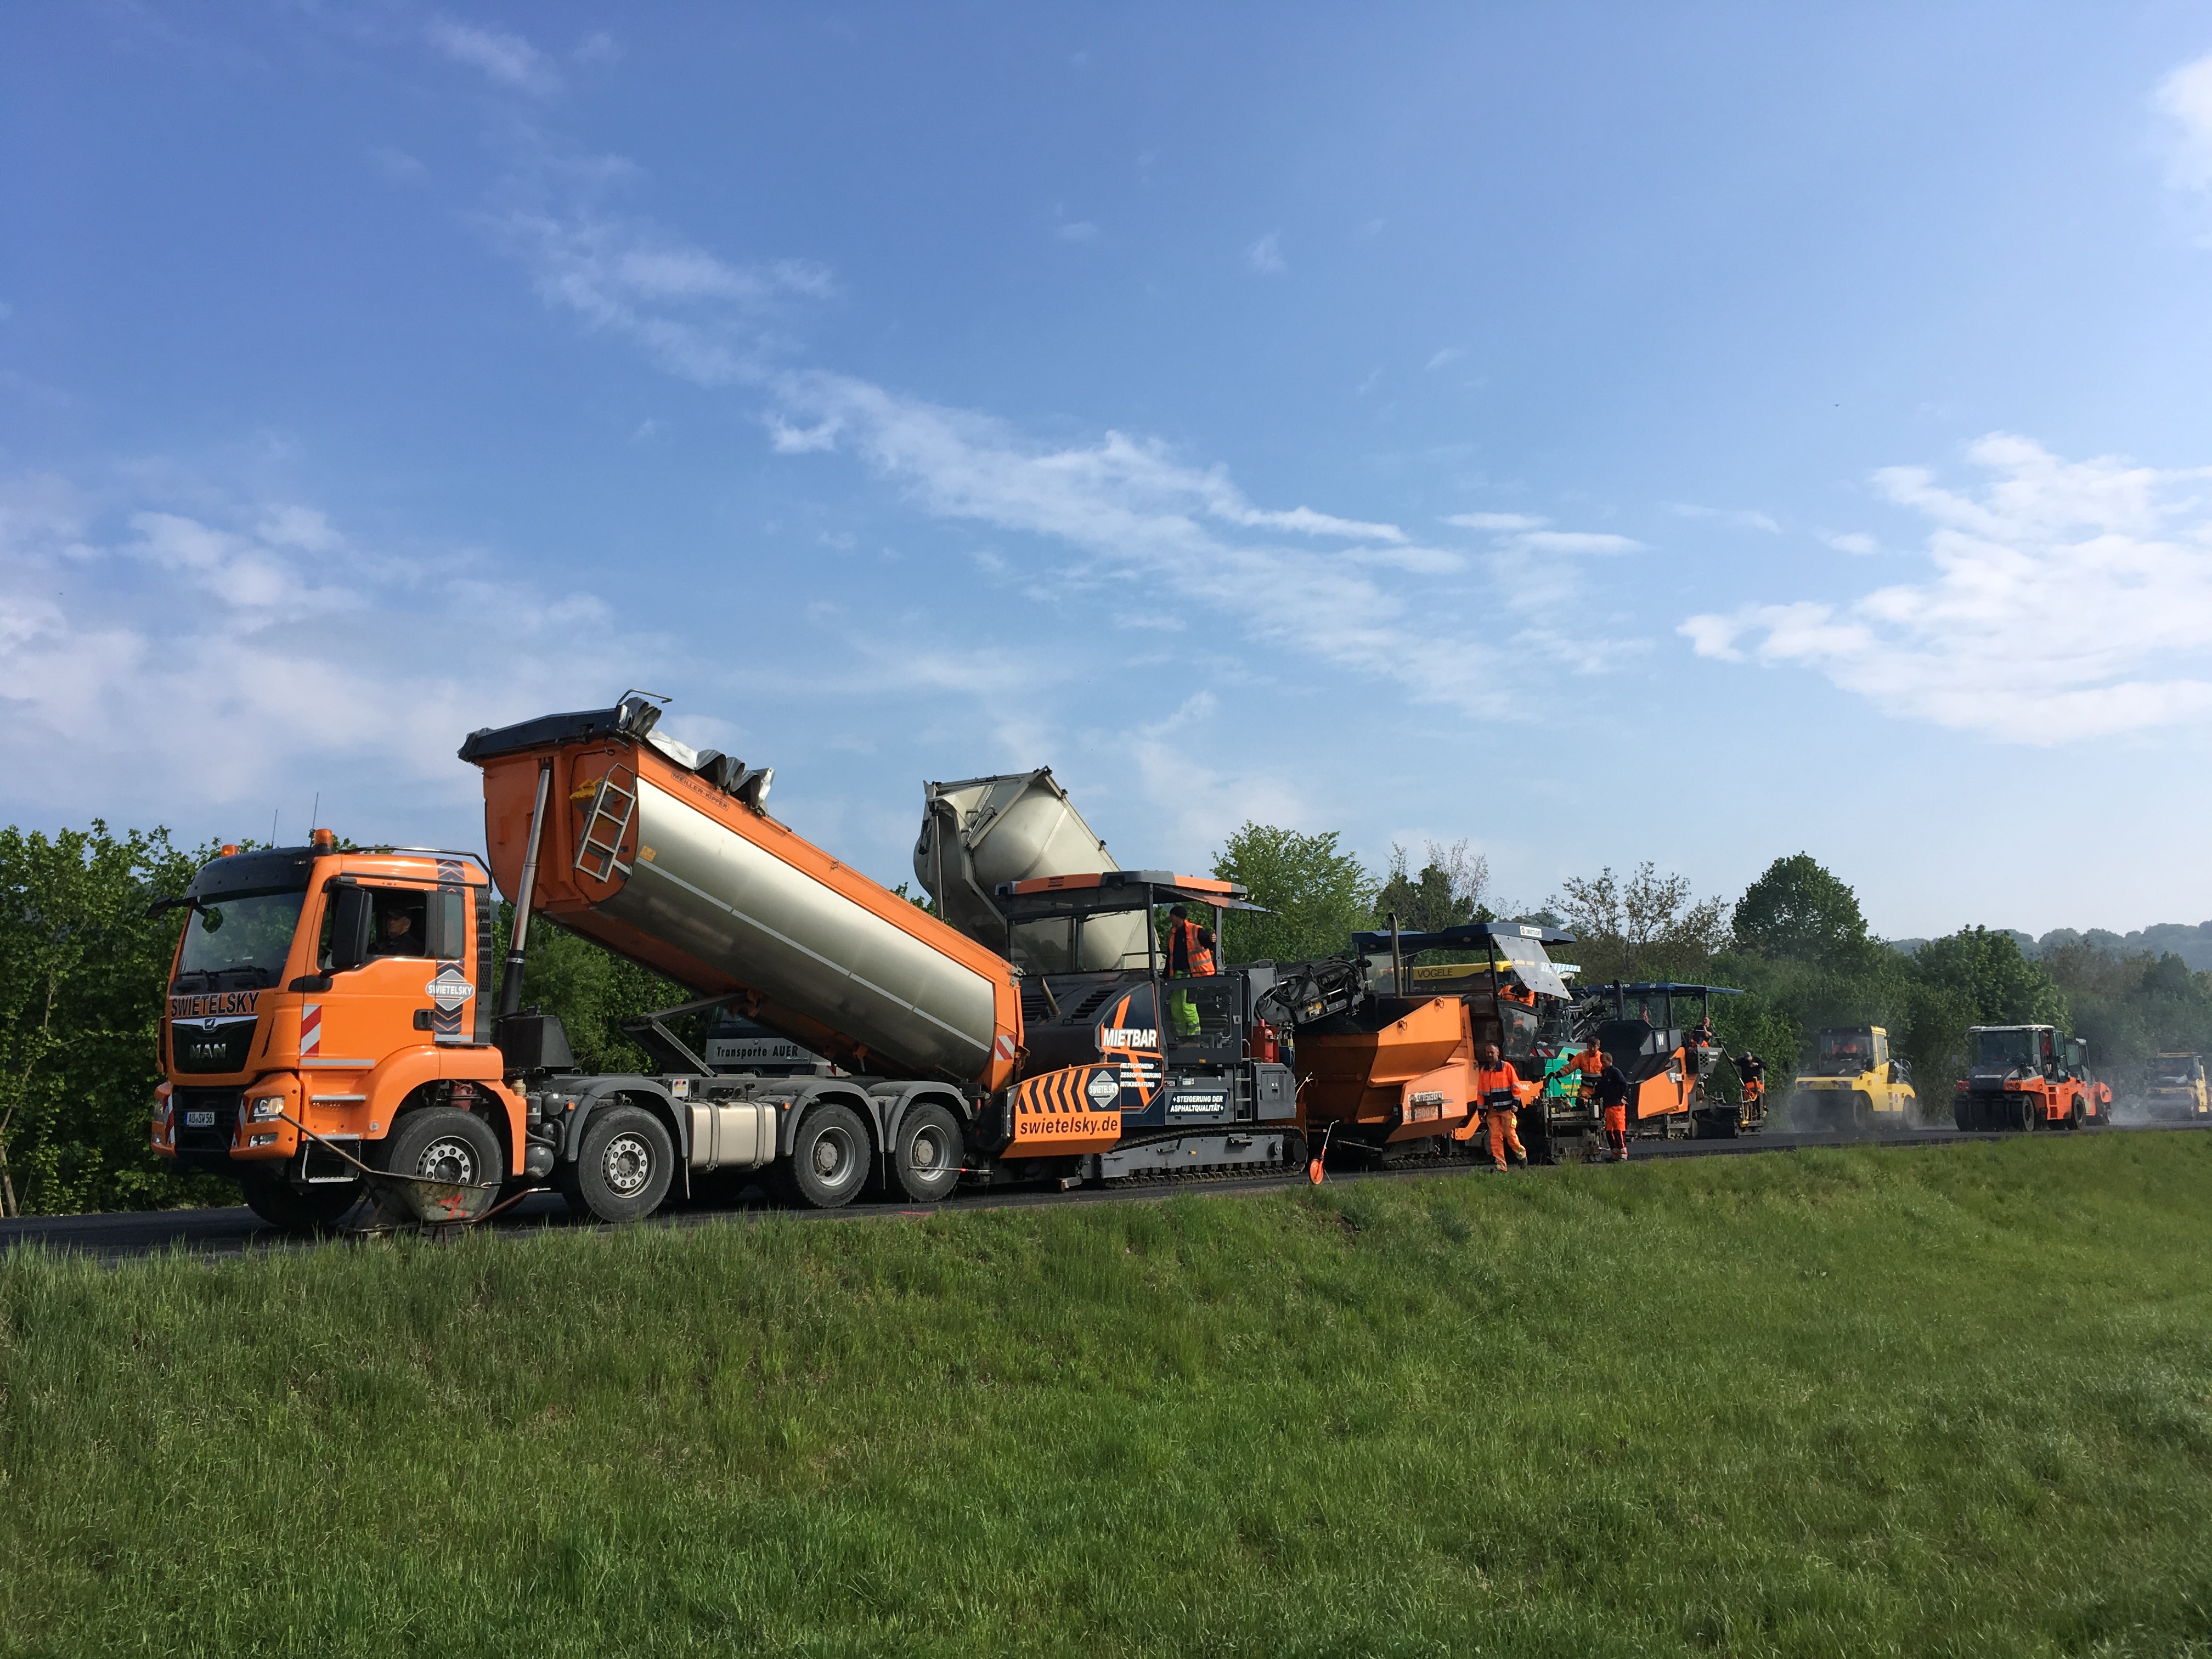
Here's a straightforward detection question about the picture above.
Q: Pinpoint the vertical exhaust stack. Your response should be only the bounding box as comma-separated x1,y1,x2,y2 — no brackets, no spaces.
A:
915,770,1150,970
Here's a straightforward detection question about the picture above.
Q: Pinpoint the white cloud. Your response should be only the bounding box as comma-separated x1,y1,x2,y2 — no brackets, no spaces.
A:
2155,52,2212,191
1246,232,1286,274
368,146,426,183
495,203,831,386
1425,347,1464,372
1057,221,1099,244
763,371,1544,716
427,19,561,95
1667,502,1781,533
1446,511,1548,532
1820,530,1879,556
0,471,669,819
1504,530,1645,556
573,31,621,65
1681,433,2212,744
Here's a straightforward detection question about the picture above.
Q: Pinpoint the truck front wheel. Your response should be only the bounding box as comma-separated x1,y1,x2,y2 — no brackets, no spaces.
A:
573,1104,674,1223
239,1170,360,1235
891,1103,963,1203
381,1108,503,1221
786,1103,870,1209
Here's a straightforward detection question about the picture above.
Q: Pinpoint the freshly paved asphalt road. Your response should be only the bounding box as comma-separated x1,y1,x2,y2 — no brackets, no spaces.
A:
5,1118,2203,1262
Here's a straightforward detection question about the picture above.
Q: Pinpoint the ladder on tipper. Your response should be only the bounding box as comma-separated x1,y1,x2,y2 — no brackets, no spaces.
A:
574,767,638,881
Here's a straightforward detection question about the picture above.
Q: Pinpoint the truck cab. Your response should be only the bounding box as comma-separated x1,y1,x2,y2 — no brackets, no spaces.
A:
151,835,520,1232
1954,1024,2112,1131
1785,1025,1915,1131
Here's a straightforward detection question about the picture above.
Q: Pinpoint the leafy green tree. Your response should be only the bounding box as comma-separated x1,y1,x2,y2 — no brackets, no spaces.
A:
1375,840,1490,933
1550,862,1730,985
1734,853,1876,970
0,823,230,1215
1211,823,1377,964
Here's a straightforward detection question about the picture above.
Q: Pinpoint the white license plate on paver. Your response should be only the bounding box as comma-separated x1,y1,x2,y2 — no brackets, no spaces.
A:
184,1110,215,1128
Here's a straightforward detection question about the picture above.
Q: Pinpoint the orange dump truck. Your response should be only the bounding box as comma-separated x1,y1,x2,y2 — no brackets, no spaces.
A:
1295,922,1576,1164
151,694,1349,1231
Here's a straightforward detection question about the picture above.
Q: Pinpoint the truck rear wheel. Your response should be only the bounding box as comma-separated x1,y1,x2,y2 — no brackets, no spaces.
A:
574,1104,674,1223
2012,1096,2037,1133
786,1102,870,1209
1852,1092,1874,1133
890,1102,963,1203
239,1170,361,1235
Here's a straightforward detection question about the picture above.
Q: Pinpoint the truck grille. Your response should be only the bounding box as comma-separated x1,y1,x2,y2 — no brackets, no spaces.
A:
172,1087,242,1155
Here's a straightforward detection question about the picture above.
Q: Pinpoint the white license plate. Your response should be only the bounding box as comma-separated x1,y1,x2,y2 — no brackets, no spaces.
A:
184,1110,215,1128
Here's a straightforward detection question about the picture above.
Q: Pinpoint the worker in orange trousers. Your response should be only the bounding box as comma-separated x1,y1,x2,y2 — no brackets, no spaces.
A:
1590,1046,1632,1160
1475,1043,1526,1171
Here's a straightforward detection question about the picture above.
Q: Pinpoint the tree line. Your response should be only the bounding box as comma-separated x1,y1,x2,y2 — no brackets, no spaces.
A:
5,822,2210,1214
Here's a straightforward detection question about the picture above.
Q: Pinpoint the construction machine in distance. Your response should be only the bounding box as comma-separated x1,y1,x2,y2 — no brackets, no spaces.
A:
1554,981,1748,1143
150,695,1359,1232
1952,1024,2113,1131
1294,921,1577,1166
1783,1026,1916,1132
2142,1052,2210,1121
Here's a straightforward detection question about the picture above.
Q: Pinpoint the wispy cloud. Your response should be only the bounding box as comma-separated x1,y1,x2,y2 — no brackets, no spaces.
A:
1819,529,1879,556
1682,433,2212,743
0,470,664,819
1056,221,1099,244
427,18,561,96
761,371,1542,715
1246,232,1286,274
1445,511,1547,532
2155,52,2212,191
1425,346,1464,372
1667,501,1780,533
494,200,832,385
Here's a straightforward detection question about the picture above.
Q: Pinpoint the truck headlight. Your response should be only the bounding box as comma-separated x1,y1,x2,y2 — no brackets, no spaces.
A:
248,1132,278,1147
250,1096,285,1121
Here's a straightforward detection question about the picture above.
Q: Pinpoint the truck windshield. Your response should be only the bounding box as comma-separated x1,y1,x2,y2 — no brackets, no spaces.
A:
1971,1029,2035,1069
174,889,306,990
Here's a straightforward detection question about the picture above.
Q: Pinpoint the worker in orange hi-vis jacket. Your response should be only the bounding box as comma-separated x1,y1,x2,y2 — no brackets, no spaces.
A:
1573,1039,1606,1109
1474,1042,1526,1171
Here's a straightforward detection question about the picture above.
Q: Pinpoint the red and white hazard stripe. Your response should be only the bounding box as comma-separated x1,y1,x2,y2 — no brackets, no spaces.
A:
994,1033,1016,1062
301,1003,321,1056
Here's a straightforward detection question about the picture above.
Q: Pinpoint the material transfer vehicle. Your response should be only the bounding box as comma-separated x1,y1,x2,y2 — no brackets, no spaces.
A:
1295,920,1575,1165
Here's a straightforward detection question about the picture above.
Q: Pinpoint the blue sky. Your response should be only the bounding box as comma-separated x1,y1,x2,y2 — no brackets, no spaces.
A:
7,3,2212,937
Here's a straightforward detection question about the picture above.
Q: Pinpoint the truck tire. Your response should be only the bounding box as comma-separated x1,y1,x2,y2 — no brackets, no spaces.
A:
1852,1092,1874,1133
786,1102,870,1209
2012,1096,2036,1133
238,1170,362,1235
890,1102,963,1203
573,1103,674,1223
379,1108,503,1220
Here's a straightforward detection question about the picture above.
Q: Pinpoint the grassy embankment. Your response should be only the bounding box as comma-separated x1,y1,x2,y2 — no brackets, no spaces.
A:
4,1135,2211,1657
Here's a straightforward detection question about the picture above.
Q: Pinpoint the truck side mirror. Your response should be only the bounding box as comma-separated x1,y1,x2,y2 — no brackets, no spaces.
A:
328,887,373,972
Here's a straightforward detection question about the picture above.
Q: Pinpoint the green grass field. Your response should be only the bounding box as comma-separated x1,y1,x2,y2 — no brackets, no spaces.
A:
4,1135,2211,1657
